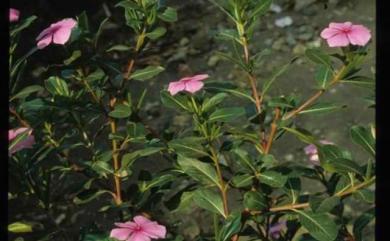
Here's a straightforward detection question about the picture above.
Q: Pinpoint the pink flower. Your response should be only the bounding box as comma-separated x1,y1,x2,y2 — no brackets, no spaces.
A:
110,215,166,241
9,128,35,155
10,8,20,22
167,74,209,95
269,221,286,239
304,140,333,166
36,18,77,49
320,22,371,47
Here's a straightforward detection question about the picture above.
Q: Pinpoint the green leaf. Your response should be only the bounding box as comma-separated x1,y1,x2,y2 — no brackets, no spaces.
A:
353,189,374,203
350,125,375,157
282,127,316,144
341,76,375,89
193,188,226,218
139,174,175,192
204,82,255,103
243,191,268,211
353,208,375,241
315,65,333,89
217,212,242,241
160,91,191,111
305,48,333,69
258,171,287,188
106,44,132,52
45,76,70,96
63,50,81,65
202,93,228,112
10,85,43,101
209,107,246,122
232,174,253,188
130,66,164,81
177,155,220,187
10,16,38,37
250,0,272,19
299,102,346,115
121,147,163,169
108,103,132,118
328,158,364,176
315,196,341,213
94,17,109,48
169,137,208,158
232,148,257,173
77,11,89,32
158,7,178,22
8,222,33,233
215,29,241,44
73,189,111,205
296,210,339,241
146,27,167,40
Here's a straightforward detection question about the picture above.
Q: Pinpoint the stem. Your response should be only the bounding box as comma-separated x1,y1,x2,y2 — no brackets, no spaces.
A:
264,108,280,154
210,145,229,217
9,108,30,128
283,65,347,120
250,176,375,214
109,97,122,205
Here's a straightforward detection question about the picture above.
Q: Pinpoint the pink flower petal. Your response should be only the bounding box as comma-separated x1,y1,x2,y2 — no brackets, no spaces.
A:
184,80,204,94
133,216,153,226
326,33,350,47
168,81,186,95
128,232,151,241
347,25,371,46
10,8,20,22
37,34,53,49
115,222,137,229
110,228,133,240
329,22,352,31
320,27,341,39
52,19,77,44
9,128,29,141
304,144,317,155
141,222,166,239
36,18,77,49
185,74,209,82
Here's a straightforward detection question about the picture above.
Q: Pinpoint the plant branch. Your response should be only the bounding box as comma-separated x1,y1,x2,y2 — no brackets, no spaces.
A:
283,65,347,120
264,108,280,154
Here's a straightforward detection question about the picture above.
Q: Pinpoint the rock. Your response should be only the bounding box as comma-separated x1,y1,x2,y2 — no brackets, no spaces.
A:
284,154,294,161
294,0,316,11
272,38,286,50
270,3,282,13
180,37,190,46
275,16,293,28
207,54,221,67
286,33,297,46
307,38,322,48
297,32,313,41
293,43,306,55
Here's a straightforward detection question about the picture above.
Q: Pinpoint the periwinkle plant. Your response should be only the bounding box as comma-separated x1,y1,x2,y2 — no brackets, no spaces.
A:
9,1,375,241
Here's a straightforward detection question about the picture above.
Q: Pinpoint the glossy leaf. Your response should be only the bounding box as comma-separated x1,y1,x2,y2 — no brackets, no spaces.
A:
258,171,287,188
209,107,246,122
169,137,208,158
45,76,70,96
108,103,132,118
130,66,164,81
177,155,220,187
158,7,178,22
193,188,226,218
350,125,375,157
243,191,268,211
8,222,33,233
296,210,339,241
